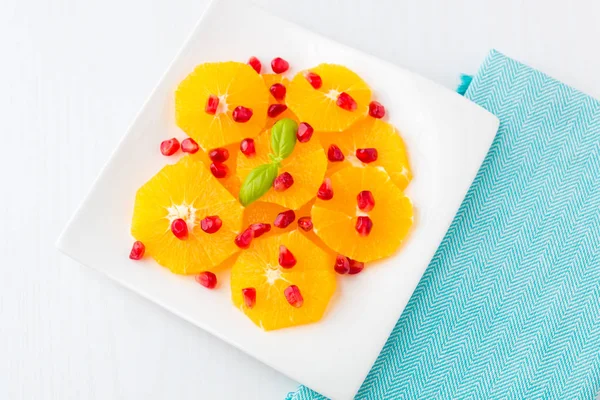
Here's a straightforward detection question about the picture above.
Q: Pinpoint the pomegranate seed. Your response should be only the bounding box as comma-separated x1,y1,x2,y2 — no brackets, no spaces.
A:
205,95,219,115
242,287,257,308
296,122,314,143
160,138,180,156
274,210,295,229
317,178,334,200
336,92,357,111
195,271,217,289
268,104,287,118
304,71,322,89
250,223,271,238
232,106,253,123
356,148,378,163
200,216,222,234
171,218,189,240
273,172,294,191
284,285,304,308
209,148,229,163
327,144,345,162
369,101,386,118
240,138,256,157
129,241,145,260
334,255,350,274
348,259,365,275
271,57,289,74
297,216,313,232
210,162,228,178
181,138,199,154
235,228,254,249
248,56,261,73
278,245,297,268
269,83,286,101
355,216,373,236
357,190,375,212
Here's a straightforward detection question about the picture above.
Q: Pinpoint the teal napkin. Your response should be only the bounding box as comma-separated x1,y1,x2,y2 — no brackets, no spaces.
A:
287,50,600,399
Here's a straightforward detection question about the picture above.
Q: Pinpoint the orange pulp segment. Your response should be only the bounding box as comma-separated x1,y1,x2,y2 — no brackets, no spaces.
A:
230,230,336,330
176,62,269,151
131,156,243,274
311,166,413,262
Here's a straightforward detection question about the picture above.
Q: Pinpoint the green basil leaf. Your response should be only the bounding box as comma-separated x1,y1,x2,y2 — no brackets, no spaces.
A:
270,118,298,160
239,163,279,206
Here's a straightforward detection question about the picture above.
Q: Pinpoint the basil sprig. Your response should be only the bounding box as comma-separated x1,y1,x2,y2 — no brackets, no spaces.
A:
239,118,298,206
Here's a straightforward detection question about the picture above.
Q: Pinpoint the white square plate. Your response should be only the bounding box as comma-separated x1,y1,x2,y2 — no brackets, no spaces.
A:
57,1,499,398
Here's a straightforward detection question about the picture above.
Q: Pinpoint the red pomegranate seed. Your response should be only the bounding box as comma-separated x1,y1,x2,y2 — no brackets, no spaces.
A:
274,210,295,229
171,218,189,240
348,259,365,275
278,245,297,268
210,162,228,178
336,92,357,111
357,190,375,212
269,83,286,101
334,255,350,274
369,101,385,118
296,122,314,143
317,178,334,200
273,172,294,191
232,106,253,123
181,138,199,154
235,228,254,249
201,216,222,234
240,138,256,157
327,144,345,162
297,216,313,232
356,148,378,163
284,285,304,307
304,71,323,89
195,271,217,289
248,56,261,73
268,104,287,118
271,57,289,74
160,138,180,156
129,241,145,260
250,223,271,238
355,216,373,236
205,95,219,115
209,148,229,163
242,287,257,308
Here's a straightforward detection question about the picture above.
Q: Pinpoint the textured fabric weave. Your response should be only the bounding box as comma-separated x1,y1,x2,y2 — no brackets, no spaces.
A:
288,50,600,399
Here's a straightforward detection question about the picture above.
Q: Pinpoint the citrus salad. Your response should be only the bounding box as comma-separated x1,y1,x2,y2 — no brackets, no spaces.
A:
129,57,414,330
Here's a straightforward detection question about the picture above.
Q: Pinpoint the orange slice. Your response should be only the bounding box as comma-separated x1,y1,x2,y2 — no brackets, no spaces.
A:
286,64,371,132
320,118,412,190
262,74,299,128
131,156,243,274
190,142,241,198
312,166,413,262
230,230,336,330
236,131,327,209
175,62,269,151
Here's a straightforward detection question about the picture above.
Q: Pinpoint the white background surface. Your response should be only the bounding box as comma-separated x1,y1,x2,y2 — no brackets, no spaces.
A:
2,0,600,399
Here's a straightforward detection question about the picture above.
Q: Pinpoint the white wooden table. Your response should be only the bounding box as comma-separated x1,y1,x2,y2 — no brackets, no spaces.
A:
2,0,599,398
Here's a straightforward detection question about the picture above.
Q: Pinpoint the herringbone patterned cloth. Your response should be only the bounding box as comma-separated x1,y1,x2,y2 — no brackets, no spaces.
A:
287,50,600,399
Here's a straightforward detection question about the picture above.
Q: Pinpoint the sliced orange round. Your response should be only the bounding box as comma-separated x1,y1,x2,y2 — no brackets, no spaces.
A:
230,230,336,330
312,166,413,262
236,131,327,209
190,142,241,198
286,64,371,132
175,62,269,151
320,117,412,190
262,74,299,128
131,156,244,274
